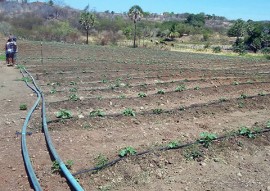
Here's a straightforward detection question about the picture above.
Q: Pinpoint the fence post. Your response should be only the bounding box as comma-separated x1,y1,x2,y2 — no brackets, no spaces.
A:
40,42,43,65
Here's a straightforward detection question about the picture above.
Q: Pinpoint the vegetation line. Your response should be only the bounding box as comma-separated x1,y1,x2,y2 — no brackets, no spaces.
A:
72,127,270,176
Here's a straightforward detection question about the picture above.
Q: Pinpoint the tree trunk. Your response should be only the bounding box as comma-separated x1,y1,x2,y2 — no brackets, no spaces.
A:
86,29,89,44
133,23,137,48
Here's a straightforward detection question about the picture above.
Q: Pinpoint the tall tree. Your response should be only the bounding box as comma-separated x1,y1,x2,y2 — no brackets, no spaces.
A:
79,5,96,44
227,19,246,39
128,5,143,48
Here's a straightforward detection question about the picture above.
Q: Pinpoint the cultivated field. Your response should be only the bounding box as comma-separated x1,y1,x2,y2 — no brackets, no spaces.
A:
17,41,270,191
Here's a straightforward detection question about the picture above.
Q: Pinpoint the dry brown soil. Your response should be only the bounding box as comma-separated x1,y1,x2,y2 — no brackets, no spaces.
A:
0,40,269,191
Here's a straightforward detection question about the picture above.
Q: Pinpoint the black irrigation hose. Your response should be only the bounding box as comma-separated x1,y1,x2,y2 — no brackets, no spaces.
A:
72,128,270,177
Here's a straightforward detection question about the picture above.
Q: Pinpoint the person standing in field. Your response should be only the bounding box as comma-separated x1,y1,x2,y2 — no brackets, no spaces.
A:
5,38,17,66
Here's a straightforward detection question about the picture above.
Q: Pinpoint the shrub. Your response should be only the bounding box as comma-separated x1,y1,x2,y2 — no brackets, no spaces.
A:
212,46,221,53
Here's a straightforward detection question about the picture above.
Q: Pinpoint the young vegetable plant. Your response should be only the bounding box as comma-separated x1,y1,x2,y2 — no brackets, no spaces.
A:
50,89,56,94
122,108,136,117
267,121,270,128
69,94,79,101
90,110,105,117
157,89,165,94
152,108,163,114
69,87,77,92
19,103,27,110
168,140,181,149
175,84,186,92
238,126,255,138
198,132,217,148
69,81,77,85
55,109,72,119
95,154,108,168
119,146,137,157
138,92,147,98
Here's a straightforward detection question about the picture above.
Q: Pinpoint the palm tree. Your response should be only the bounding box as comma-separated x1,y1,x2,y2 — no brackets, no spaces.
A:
79,5,96,44
128,5,143,48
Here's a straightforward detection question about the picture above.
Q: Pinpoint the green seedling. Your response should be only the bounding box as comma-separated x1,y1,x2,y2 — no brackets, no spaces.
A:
138,92,147,98
240,93,247,99
122,108,136,117
179,106,185,111
168,140,180,149
19,103,27,110
157,89,165,94
69,94,79,101
232,81,239,85
119,146,137,157
183,145,203,160
90,110,105,117
194,86,200,90
95,154,108,168
267,121,270,128
18,77,32,82
51,161,60,173
119,94,126,99
69,81,77,85
50,89,56,94
65,160,74,169
258,91,266,96
55,109,72,119
69,87,77,92
219,97,227,102
198,132,217,148
239,126,255,138
153,108,163,114
175,84,186,92
238,101,244,108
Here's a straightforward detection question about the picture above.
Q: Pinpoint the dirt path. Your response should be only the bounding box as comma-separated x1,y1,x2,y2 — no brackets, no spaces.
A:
0,62,34,190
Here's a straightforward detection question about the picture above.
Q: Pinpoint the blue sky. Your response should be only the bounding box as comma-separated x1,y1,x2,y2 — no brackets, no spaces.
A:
32,0,270,21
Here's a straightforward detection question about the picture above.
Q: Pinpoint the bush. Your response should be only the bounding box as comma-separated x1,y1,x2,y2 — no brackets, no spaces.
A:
212,46,221,53
262,48,270,60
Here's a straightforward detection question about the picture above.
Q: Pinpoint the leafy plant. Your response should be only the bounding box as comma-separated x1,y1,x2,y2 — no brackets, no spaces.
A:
55,109,72,119
179,106,185,111
194,86,200,90
19,103,27,110
90,110,105,117
51,160,60,173
69,81,77,85
18,77,32,83
66,160,74,169
175,84,186,92
238,101,244,108
240,93,247,99
157,89,165,94
212,46,221,53
138,92,147,98
266,121,270,128
69,94,79,101
198,132,217,148
168,140,180,149
119,94,126,99
232,81,239,85
183,145,203,160
219,97,227,102
122,108,136,117
153,108,163,114
50,89,56,94
239,126,255,138
69,87,77,92
119,146,137,157
258,91,266,96
95,154,108,168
